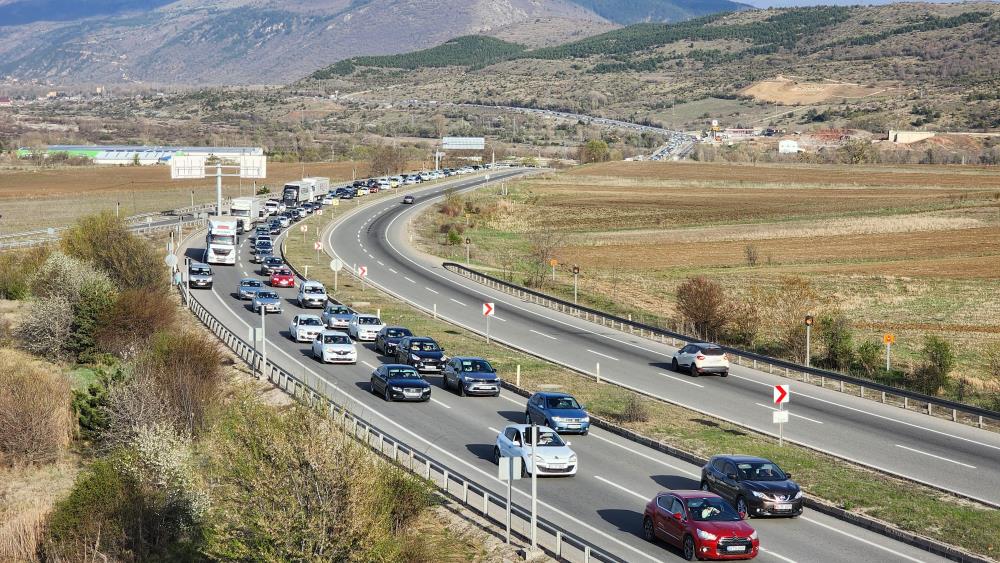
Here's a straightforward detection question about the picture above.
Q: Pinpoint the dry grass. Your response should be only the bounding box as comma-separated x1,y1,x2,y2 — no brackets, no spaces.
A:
0,460,80,562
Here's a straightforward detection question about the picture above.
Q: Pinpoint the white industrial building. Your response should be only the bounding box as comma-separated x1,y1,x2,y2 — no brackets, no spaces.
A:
29,145,263,166
778,140,801,154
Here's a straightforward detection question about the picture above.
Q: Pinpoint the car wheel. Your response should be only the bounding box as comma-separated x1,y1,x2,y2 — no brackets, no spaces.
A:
458,382,466,397
721,370,729,378
370,379,378,395
683,535,696,561
671,358,679,372
384,387,392,402
736,496,749,518
521,460,530,478
642,516,655,542
581,429,589,436
700,481,710,492
690,362,699,376
493,447,501,464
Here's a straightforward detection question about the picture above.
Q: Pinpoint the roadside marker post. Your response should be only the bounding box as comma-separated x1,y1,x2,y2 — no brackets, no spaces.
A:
497,455,521,545
884,333,895,371
300,223,308,243
773,385,790,446
572,265,580,304
260,305,267,380
329,258,343,291
314,240,323,259
804,315,814,367
550,258,558,282
483,302,495,343
358,265,367,292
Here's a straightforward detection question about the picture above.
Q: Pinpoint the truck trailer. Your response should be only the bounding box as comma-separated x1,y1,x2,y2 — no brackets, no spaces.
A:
230,197,260,233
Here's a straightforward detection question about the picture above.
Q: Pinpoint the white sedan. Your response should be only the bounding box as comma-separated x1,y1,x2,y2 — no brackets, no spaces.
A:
493,424,577,477
289,314,325,343
311,330,357,364
348,313,385,341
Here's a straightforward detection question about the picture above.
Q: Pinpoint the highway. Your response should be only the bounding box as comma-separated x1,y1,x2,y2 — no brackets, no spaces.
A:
326,173,1000,508
181,175,958,562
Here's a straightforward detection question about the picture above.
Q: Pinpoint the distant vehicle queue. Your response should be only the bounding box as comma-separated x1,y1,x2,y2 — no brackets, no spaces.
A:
188,163,786,560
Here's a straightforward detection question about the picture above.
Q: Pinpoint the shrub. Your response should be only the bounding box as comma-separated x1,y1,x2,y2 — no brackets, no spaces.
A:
72,365,128,442
620,393,650,424
743,243,759,267
819,314,854,370
0,247,50,300
0,349,72,467
95,289,177,360
854,340,882,377
676,276,728,340
447,227,463,246
61,211,166,292
30,251,116,305
908,335,955,395
14,296,74,359
724,290,762,348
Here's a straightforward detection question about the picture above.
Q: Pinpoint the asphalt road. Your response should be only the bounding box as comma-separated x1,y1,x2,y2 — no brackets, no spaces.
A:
179,177,956,562
325,174,1000,507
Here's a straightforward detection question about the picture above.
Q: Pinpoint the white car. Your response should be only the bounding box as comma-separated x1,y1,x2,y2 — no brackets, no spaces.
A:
348,313,385,341
289,314,325,343
356,187,370,196
312,330,357,364
403,176,419,185
671,342,730,377
297,281,327,308
321,195,334,205
493,424,577,477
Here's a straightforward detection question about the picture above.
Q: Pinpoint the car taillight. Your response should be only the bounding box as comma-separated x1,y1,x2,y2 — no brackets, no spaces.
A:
696,354,706,360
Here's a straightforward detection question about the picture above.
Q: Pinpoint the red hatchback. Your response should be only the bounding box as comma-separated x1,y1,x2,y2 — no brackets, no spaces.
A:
643,490,758,561
270,268,295,288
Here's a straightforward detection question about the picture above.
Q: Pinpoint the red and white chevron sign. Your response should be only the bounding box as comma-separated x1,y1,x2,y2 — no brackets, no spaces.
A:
774,384,790,406
483,302,495,317
358,265,367,278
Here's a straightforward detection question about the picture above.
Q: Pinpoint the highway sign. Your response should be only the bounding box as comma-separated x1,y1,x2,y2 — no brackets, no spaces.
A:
773,410,789,424
316,209,324,216
164,254,177,268
300,225,308,233
773,384,790,406
313,241,323,251
549,259,558,267
329,258,343,272
483,302,495,317
498,456,522,481
883,333,895,345
358,265,367,278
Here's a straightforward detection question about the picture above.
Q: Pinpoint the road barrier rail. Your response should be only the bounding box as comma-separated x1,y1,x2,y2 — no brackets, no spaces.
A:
442,263,999,432
180,288,623,563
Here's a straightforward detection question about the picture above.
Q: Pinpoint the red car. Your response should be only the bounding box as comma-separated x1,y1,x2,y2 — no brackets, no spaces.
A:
270,268,295,288
643,490,758,561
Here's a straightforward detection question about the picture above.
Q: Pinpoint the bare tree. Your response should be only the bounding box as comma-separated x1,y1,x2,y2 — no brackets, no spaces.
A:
675,276,728,340
524,231,564,288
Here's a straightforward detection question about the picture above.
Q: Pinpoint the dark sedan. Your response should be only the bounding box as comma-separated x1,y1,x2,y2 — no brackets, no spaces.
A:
394,336,446,373
370,364,431,402
374,326,413,356
700,455,803,518
442,356,501,397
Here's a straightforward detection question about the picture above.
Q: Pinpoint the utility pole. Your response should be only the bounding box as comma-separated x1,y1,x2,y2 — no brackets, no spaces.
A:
530,424,539,555
215,162,223,217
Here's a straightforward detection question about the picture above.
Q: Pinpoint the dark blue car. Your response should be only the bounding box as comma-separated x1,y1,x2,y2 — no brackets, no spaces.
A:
442,356,501,397
369,364,431,402
525,392,590,435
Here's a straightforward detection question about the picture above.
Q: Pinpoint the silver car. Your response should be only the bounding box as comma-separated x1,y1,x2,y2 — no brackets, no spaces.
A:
237,277,263,300
322,303,354,329
312,330,357,364
188,262,214,289
252,290,282,314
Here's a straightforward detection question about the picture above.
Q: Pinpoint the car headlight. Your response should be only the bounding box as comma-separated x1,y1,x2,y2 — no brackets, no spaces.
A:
793,490,803,499
696,529,717,541
390,386,402,391
551,416,565,422
411,354,421,361
581,416,590,423
751,491,767,499
569,455,577,463
749,530,758,541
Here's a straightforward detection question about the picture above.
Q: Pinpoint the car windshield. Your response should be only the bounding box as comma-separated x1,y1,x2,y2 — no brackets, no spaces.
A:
328,306,350,315
523,429,564,447
257,242,273,250
300,317,323,326
358,317,381,325
686,497,741,522
209,234,235,245
736,461,787,481
241,279,262,287
190,267,211,275
546,396,581,410
304,286,324,294
257,291,277,299
411,341,440,351
323,334,350,344
387,368,421,380
275,269,291,276
461,360,493,372
266,259,283,266
387,328,412,337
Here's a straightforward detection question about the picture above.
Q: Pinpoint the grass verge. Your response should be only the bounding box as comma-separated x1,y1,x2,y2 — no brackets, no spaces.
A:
285,202,1000,560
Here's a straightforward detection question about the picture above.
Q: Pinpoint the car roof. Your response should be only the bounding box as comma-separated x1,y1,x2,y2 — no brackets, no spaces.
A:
665,490,723,500
239,277,260,283
452,356,489,362
714,455,773,464
319,329,350,336
190,261,210,268
382,363,417,370
302,280,324,287
297,314,322,319
691,342,721,348
385,325,410,330
503,423,557,433
533,391,574,399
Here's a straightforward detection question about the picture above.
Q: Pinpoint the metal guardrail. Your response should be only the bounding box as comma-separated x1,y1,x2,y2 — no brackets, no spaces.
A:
0,218,208,251
179,289,622,563
442,263,1000,431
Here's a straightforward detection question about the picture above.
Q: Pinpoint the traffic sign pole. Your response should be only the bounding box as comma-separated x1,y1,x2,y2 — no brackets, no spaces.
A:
886,342,892,371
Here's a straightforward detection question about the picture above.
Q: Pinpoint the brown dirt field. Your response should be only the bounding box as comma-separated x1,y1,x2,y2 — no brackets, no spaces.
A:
739,75,890,104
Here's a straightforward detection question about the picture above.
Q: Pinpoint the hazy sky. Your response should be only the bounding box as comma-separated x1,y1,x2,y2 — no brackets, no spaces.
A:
746,0,995,6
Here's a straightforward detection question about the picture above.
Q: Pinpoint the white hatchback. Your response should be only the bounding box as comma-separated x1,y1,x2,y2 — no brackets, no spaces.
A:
493,424,577,477
289,314,325,343
348,313,385,341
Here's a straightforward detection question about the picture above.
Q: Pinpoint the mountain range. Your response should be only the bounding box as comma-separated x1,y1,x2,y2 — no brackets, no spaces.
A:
0,0,747,86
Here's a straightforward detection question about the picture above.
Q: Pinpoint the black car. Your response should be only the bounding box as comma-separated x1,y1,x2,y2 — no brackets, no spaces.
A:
260,256,284,276
394,336,446,373
700,455,803,518
442,356,501,397
370,364,431,402
268,220,281,235
249,226,269,243
375,326,413,356
352,180,365,188
340,191,354,200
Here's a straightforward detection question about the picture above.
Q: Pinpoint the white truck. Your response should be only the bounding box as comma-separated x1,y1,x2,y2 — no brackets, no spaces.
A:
282,181,313,206
230,197,260,233
204,218,238,265
303,177,330,198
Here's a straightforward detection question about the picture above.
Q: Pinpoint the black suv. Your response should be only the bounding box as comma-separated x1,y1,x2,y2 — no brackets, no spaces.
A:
395,336,446,373
700,455,803,518
375,326,413,356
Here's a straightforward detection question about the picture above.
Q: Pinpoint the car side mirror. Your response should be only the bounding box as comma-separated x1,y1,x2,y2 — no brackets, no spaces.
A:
566,441,572,446
784,472,792,479
512,440,521,447
672,512,683,521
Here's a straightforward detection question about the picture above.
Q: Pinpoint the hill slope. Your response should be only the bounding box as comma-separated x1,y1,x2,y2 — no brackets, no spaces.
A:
567,0,749,24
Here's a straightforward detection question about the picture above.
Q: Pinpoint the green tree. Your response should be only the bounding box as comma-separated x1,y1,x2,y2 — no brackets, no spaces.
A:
62,212,166,292
579,139,611,164
819,314,854,370
909,335,955,395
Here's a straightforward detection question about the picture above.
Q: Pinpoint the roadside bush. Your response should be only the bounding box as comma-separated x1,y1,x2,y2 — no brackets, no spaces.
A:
203,397,430,561
0,349,72,466
67,281,116,361
0,247,50,300
819,314,854,371
854,340,882,377
724,290,763,348
675,276,728,340
14,296,74,359
44,426,206,562
447,227,463,246
908,335,955,395
30,251,116,305
101,369,175,450
95,289,177,360
61,211,166,292
72,365,128,442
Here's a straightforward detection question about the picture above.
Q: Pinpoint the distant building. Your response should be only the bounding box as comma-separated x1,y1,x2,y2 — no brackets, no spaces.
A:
778,140,801,154
887,130,936,144
0,96,11,107
21,145,263,166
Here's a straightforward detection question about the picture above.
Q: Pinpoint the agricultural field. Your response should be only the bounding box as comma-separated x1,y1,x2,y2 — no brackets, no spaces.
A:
0,162,368,234
415,160,1000,403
